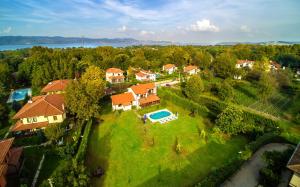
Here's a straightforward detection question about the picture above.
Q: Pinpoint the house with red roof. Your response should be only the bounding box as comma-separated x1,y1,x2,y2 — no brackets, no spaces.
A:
0,138,23,187
11,94,66,132
106,68,125,84
135,70,156,82
183,65,200,75
111,92,135,111
41,79,71,95
269,60,281,71
162,64,177,74
111,83,160,111
236,60,255,69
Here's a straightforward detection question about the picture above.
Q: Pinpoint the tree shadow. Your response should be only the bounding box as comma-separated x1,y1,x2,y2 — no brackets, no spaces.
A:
86,124,112,187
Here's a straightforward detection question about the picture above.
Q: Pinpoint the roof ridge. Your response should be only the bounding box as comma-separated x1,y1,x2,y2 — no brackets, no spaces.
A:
43,95,64,113
14,96,45,119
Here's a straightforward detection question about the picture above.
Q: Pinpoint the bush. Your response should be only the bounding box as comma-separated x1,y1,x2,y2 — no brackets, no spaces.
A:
75,119,92,162
158,88,209,117
259,167,279,187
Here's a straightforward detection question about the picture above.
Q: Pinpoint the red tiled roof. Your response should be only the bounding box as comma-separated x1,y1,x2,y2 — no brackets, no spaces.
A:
270,61,281,68
109,75,125,80
130,83,155,95
163,64,175,70
111,92,134,105
41,79,71,93
13,94,65,119
11,121,49,132
0,138,14,164
184,65,198,72
106,68,124,73
8,147,23,166
139,95,160,105
0,163,8,176
236,60,255,64
135,72,147,77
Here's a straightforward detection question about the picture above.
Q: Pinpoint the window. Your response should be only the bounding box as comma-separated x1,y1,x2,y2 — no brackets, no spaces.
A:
53,116,58,121
33,117,37,122
27,118,32,123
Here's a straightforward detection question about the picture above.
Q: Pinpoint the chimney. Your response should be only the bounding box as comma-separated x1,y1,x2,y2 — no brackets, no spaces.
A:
28,100,33,104
62,104,65,110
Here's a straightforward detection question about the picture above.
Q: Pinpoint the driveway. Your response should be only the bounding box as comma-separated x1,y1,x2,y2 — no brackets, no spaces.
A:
222,143,292,187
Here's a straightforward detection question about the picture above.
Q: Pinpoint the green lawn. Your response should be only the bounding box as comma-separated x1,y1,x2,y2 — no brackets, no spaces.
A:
86,102,247,187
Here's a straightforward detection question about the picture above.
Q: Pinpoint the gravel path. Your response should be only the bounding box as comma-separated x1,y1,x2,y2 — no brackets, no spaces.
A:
222,143,292,187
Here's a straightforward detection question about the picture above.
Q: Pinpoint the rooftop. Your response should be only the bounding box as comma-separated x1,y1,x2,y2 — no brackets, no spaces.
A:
287,144,300,174
184,65,198,72
106,68,124,73
163,64,176,70
130,83,155,95
13,94,65,119
41,79,71,93
111,92,134,105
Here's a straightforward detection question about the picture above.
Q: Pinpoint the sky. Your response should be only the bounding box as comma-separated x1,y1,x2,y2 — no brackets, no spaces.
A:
0,0,300,44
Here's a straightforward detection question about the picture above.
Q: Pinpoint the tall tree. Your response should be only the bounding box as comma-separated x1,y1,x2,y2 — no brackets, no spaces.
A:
257,73,278,101
212,52,236,78
66,66,105,120
185,75,204,101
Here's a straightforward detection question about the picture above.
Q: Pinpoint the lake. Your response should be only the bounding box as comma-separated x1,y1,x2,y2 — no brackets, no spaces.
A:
0,43,138,51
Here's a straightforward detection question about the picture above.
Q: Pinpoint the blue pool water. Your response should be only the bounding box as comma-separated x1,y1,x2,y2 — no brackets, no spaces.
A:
149,110,171,120
7,88,32,103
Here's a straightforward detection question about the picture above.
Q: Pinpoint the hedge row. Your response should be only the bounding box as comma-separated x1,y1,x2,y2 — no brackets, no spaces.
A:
158,89,209,117
195,133,293,187
75,119,93,162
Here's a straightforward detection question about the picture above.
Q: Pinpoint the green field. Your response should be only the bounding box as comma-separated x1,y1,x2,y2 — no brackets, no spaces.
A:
86,102,247,187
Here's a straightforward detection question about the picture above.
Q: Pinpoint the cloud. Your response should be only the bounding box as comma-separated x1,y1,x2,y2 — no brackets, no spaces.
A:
139,30,155,36
1,26,12,34
188,19,219,32
240,25,251,32
118,25,127,32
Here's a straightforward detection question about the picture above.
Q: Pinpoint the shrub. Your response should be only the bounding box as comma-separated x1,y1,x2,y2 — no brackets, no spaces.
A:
76,119,92,162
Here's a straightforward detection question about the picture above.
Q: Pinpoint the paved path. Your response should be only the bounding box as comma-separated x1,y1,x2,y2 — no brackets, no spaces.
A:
222,143,292,187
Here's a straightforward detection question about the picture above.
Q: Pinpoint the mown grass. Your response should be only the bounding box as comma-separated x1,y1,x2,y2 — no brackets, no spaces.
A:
86,102,247,187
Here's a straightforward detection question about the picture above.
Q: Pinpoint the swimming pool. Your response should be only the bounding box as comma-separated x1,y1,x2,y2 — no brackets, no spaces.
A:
146,109,176,123
7,88,32,103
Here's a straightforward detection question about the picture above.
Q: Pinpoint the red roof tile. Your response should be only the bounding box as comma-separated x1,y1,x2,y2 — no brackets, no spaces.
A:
163,64,176,70
139,95,160,105
106,68,124,73
11,121,49,132
13,94,65,119
41,79,71,93
0,138,14,164
135,72,147,77
130,83,155,95
111,92,134,105
184,65,198,72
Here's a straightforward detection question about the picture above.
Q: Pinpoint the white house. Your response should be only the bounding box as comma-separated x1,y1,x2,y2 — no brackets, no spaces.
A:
11,94,66,132
106,68,125,84
236,60,255,69
183,65,200,75
111,83,160,111
111,92,135,111
162,64,177,74
135,70,156,81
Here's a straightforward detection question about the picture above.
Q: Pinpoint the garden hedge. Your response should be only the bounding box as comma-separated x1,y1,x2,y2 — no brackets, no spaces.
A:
75,119,93,162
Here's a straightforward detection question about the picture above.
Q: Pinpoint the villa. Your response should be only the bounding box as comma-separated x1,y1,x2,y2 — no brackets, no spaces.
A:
106,68,125,84
41,79,71,95
135,70,156,81
111,92,135,111
11,94,66,132
162,64,177,74
0,138,23,187
236,60,255,69
287,144,300,187
269,60,281,71
111,83,160,111
183,65,200,75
